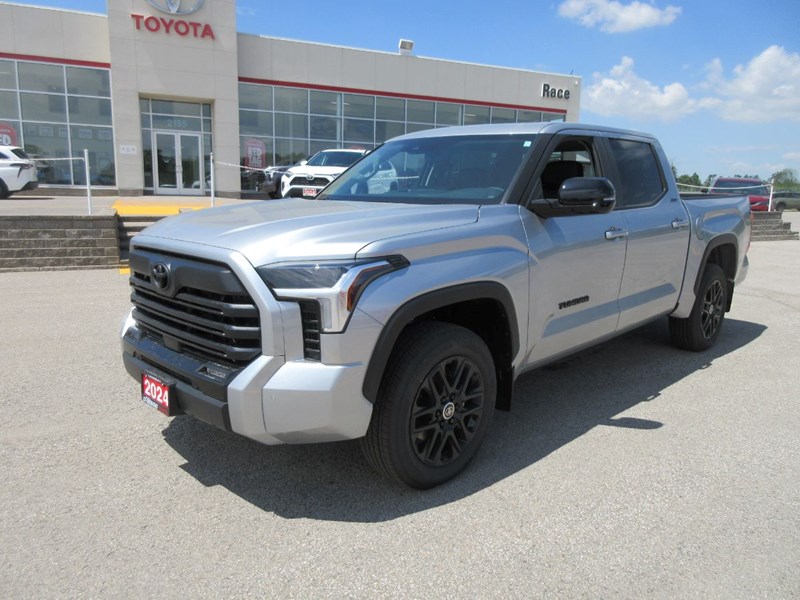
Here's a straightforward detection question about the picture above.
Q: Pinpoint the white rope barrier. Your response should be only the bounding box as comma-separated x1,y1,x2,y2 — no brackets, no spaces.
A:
676,180,775,210
32,151,93,214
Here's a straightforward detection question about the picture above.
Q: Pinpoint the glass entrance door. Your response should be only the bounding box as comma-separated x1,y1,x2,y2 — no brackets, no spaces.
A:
154,132,203,195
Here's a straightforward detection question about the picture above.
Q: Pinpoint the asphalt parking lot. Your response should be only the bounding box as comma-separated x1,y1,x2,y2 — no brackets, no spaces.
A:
1,230,798,597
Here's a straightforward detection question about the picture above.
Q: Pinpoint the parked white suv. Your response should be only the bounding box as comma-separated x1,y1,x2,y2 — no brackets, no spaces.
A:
280,149,367,198
0,146,38,198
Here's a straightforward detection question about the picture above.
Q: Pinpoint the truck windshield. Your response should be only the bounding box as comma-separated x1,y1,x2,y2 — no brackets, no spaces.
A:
320,134,535,205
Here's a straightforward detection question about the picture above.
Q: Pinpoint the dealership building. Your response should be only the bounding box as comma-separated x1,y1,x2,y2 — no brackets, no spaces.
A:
0,0,581,196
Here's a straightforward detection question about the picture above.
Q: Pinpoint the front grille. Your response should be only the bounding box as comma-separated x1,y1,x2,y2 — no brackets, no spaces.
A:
299,301,321,361
289,176,329,187
129,248,262,367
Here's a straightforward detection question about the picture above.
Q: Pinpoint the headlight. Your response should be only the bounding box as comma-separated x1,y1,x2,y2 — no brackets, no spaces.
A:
257,256,409,332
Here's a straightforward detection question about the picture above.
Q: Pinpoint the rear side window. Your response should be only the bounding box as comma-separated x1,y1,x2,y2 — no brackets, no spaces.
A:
608,139,665,209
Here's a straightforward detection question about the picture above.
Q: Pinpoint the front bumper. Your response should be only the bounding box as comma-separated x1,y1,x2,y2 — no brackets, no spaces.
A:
121,238,379,445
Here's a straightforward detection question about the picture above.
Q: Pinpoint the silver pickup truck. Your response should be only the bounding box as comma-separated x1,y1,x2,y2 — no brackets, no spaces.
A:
122,122,751,488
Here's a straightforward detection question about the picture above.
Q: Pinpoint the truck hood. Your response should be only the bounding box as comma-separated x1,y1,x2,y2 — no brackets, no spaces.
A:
286,165,348,178
135,199,479,266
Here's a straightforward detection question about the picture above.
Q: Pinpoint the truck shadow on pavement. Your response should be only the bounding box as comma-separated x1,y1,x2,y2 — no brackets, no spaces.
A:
162,317,765,522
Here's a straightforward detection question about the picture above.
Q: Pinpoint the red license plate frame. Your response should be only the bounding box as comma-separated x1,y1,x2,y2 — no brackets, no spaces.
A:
141,372,176,416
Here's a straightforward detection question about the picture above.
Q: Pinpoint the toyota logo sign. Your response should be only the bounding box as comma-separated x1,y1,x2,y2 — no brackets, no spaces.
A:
151,263,171,290
145,0,205,15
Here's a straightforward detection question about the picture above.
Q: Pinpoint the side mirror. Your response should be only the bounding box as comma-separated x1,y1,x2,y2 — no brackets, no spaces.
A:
529,177,616,218
299,160,308,166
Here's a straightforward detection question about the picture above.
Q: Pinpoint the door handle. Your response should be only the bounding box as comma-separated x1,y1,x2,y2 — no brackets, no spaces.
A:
671,219,690,229
605,226,628,241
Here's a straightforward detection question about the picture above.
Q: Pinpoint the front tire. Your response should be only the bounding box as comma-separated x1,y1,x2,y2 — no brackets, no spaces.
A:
361,322,496,489
774,201,786,212
0,179,9,199
669,263,728,351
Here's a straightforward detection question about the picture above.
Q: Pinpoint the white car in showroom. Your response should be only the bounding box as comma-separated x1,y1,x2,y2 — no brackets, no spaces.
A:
0,145,38,198
280,148,367,198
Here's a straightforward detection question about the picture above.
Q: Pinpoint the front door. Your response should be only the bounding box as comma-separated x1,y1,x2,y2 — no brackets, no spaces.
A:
154,132,203,195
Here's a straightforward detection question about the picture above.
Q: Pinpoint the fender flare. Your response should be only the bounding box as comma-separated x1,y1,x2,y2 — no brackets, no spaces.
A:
361,281,519,403
693,233,738,295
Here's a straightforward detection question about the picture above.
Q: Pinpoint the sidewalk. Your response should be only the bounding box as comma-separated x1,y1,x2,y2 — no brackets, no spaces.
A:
0,192,254,217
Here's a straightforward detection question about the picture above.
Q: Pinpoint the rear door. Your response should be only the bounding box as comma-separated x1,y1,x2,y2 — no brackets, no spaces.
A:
600,136,691,331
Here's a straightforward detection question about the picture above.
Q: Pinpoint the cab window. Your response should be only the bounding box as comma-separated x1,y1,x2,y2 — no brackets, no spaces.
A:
608,139,665,209
537,138,599,199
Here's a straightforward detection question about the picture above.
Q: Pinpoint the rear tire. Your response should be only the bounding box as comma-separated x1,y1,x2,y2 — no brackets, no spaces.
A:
774,201,786,212
361,322,496,489
669,263,728,352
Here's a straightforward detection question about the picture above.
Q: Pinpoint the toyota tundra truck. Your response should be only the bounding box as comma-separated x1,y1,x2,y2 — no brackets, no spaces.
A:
122,122,751,489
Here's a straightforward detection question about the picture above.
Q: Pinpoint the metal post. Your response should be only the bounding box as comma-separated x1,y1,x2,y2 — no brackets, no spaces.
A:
768,179,774,212
84,148,92,215
210,151,216,208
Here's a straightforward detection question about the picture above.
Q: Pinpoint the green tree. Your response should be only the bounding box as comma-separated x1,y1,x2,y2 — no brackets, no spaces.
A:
770,168,799,190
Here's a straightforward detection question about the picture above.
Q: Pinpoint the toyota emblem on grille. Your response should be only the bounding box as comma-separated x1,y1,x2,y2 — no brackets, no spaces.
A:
151,263,171,290
306,174,315,182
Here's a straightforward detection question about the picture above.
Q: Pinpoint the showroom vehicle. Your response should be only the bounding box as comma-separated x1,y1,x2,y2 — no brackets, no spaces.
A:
261,158,306,199
772,190,800,212
708,176,770,211
122,122,751,489
280,148,367,198
0,145,38,198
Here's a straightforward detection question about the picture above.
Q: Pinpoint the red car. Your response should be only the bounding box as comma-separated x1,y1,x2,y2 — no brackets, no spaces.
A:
709,177,771,211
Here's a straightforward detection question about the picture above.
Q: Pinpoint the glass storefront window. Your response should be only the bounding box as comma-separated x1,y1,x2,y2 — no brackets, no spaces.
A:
23,122,71,183
151,114,203,132
151,99,202,117
274,87,308,113
275,113,308,138
376,120,405,143
436,102,462,126
343,94,374,119
275,138,309,165
20,92,67,122
18,62,64,93
405,122,434,134
542,112,565,122
463,105,490,125
310,140,337,155
376,97,404,121
0,60,16,90
66,67,110,97
310,90,339,116
70,125,115,185
491,108,516,123
67,96,112,126
407,100,434,124
517,110,542,122
239,83,272,111
0,91,19,120
310,115,339,140
344,118,374,143
239,110,273,136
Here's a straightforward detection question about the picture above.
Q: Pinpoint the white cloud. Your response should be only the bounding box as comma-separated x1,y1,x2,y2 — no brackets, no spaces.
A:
583,56,718,121
784,152,800,162
558,0,681,33
706,46,800,123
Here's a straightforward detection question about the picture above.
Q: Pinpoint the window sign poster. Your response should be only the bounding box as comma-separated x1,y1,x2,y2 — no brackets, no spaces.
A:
0,122,18,145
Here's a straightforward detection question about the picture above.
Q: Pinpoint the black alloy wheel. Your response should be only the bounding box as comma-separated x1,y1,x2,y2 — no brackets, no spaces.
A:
361,322,496,489
409,355,486,467
669,263,728,352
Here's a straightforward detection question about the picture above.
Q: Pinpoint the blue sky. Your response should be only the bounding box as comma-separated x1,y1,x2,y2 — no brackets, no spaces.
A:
17,0,800,181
